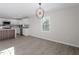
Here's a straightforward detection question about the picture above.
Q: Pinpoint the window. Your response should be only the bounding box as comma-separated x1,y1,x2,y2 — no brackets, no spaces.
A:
41,16,50,31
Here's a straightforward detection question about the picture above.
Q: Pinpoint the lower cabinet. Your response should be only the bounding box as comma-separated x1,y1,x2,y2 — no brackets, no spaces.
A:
0,29,15,40
23,29,29,36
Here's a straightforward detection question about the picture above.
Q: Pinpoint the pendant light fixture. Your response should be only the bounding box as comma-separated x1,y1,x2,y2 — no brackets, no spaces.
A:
36,3,44,19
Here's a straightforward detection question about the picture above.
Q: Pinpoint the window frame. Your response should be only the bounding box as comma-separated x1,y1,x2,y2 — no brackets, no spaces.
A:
41,16,50,32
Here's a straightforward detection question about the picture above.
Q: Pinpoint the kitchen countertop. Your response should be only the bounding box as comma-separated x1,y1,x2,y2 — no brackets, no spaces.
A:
0,28,15,31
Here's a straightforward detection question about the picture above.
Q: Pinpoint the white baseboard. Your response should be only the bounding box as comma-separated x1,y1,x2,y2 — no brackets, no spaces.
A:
30,34,79,48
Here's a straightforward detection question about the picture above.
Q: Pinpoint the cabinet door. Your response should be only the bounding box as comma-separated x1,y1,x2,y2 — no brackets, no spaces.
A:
23,29,29,36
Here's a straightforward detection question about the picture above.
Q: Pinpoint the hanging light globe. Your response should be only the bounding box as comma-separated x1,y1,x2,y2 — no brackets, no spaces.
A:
36,3,44,19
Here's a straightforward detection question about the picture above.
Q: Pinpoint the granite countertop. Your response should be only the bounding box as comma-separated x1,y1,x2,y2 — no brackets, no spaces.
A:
0,28,15,31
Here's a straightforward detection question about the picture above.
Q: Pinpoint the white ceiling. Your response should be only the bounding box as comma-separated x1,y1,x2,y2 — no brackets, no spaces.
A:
0,3,78,19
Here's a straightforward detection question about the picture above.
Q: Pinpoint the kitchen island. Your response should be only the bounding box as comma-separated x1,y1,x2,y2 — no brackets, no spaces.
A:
0,29,16,40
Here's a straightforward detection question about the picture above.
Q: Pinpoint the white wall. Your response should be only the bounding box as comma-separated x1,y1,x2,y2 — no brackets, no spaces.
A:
29,6,79,47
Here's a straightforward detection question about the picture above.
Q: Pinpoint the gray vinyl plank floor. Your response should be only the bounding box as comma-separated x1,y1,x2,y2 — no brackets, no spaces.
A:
0,36,79,55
